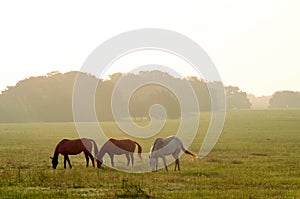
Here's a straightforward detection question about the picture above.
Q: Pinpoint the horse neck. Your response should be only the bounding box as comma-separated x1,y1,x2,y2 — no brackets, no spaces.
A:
53,145,60,160
97,145,107,160
150,148,159,159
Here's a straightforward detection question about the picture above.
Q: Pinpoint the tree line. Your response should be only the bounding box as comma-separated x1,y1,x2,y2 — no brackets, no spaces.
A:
0,71,298,122
269,91,300,109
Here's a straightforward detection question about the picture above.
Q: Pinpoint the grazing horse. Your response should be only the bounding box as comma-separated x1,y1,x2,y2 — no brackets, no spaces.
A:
96,138,142,168
50,138,98,169
149,136,196,172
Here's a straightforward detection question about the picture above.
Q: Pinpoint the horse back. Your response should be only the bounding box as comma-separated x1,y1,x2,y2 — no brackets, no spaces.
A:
151,136,181,155
56,139,91,155
108,139,136,153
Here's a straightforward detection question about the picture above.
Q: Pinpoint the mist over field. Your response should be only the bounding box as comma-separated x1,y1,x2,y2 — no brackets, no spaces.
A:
0,71,299,123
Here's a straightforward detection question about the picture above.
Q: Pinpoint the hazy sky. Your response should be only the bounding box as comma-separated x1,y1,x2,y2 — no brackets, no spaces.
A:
0,0,299,96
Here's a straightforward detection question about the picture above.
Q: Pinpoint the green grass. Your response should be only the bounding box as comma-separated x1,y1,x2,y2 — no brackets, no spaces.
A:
0,110,300,198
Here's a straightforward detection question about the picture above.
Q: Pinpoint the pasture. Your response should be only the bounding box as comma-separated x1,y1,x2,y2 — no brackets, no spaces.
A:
0,110,299,198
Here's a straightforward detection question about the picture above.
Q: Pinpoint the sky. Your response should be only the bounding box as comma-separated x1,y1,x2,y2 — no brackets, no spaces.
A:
0,0,299,96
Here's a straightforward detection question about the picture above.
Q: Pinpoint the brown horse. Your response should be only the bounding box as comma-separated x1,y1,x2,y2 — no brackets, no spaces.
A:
96,138,142,168
50,138,98,169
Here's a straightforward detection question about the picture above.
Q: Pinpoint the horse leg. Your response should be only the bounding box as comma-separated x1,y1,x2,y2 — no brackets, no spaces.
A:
175,159,180,171
67,156,72,169
64,155,67,169
155,157,158,172
130,152,134,166
172,152,180,171
162,156,168,172
174,159,177,171
109,154,115,167
64,155,72,169
88,153,95,167
125,153,130,166
84,153,89,167
66,155,72,169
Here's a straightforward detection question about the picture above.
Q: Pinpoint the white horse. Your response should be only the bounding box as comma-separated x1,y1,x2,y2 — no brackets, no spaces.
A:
149,136,196,172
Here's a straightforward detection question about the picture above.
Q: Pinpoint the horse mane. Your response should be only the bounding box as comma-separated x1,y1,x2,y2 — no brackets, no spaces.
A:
151,138,165,152
150,139,158,152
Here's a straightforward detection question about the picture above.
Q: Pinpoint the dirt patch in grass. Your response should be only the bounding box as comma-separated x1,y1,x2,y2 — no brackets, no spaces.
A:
251,153,268,156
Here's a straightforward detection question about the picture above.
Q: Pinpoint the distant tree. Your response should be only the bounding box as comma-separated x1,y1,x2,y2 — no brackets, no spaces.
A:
95,79,114,121
226,86,251,110
269,91,300,109
187,77,211,112
0,71,92,122
247,94,270,109
129,82,180,120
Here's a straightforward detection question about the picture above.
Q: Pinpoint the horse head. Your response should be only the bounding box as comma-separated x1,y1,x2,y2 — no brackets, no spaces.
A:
50,157,58,169
149,154,157,172
96,159,103,168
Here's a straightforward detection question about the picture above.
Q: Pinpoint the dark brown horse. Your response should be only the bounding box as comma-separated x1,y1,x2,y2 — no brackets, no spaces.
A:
50,138,98,169
96,138,142,168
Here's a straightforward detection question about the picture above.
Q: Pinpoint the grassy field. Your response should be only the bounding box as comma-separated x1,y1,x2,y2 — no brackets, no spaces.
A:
0,110,299,198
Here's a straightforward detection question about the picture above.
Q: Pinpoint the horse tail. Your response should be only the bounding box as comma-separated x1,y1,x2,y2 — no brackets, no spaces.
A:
134,141,143,159
184,150,196,157
90,139,99,156
180,142,196,158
